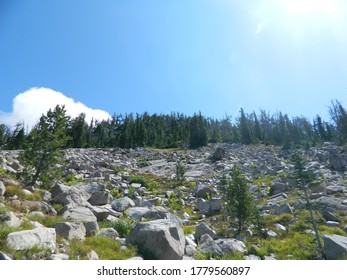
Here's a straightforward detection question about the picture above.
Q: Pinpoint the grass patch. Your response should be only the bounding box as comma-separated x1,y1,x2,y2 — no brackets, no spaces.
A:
62,174,85,186
254,231,317,259
100,217,139,238
319,225,347,237
29,214,65,228
68,236,137,260
183,225,195,235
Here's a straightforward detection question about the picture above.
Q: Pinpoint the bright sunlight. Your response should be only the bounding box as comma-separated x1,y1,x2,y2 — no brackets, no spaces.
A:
281,0,340,16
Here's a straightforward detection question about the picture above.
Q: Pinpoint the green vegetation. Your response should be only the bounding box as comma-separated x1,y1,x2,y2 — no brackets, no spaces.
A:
290,151,324,258
2,99,347,151
62,174,85,186
175,161,186,183
19,105,70,189
221,166,259,235
100,217,139,238
68,236,137,260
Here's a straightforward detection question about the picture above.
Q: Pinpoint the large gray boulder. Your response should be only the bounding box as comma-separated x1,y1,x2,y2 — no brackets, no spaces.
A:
198,234,223,257
55,222,86,241
61,206,99,236
215,238,247,254
88,190,111,206
193,184,216,199
6,227,56,251
126,207,151,220
323,234,347,260
111,197,135,212
194,222,217,241
51,182,90,207
126,218,185,260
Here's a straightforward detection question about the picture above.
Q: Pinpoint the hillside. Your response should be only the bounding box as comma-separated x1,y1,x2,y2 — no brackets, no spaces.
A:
1,143,347,260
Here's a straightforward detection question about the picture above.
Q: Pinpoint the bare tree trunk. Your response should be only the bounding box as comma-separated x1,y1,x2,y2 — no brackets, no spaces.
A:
303,185,325,259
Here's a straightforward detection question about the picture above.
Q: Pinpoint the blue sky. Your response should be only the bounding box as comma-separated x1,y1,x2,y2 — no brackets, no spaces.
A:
1,0,347,128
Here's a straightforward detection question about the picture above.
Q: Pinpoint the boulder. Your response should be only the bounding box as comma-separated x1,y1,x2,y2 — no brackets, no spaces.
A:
324,234,347,260
326,186,345,195
61,206,99,236
185,245,197,257
198,234,223,257
0,251,11,260
111,197,135,212
89,206,109,221
274,203,294,215
0,211,21,228
193,185,216,199
6,227,56,251
55,222,86,240
270,180,288,195
88,191,111,206
194,222,217,241
126,218,185,260
215,238,247,254
212,147,226,161
97,228,119,239
126,207,151,220
0,181,5,196
51,182,90,207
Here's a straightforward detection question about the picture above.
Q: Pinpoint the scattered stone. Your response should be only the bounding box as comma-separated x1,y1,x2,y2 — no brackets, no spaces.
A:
198,234,223,257
185,245,197,257
88,191,111,206
0,251,11,260
111,197,135,212
274,203,293,215
274,223,287,232
243,254,261,260
87,250,99,260
0,211,21,228
0,181,5,196
194,222,217,241
126,207,151,220
326,186,345,195
98,228,119,239
325,221,340,227
264,229,278,238
55,222,86,241
50,253,69,260
212,147,226,161
126,218,185,260
323,234,347,260
215,238,247,254
6,227,56,252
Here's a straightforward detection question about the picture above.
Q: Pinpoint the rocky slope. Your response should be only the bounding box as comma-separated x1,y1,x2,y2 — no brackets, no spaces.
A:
1,142,347,260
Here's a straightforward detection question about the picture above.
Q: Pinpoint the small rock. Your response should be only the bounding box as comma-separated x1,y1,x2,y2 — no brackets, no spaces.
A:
325,221,340,227
0,181,5,196
243,254,261,260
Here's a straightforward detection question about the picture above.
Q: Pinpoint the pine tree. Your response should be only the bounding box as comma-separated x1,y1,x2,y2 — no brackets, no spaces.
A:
238,108,252,144
221,166,255,235
19,105,70,189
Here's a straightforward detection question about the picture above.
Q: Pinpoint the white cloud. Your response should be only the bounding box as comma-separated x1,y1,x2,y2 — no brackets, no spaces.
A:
0,87,111,130
255,23,265,35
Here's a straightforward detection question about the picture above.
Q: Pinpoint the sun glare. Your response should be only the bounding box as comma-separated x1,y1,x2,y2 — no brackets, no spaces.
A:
282,0,340,16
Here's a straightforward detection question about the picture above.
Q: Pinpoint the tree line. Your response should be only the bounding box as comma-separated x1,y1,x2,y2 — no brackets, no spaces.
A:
1,99,347,151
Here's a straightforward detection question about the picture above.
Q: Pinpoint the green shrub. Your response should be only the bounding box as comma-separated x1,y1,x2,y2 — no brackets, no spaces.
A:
130,175,148,188
101,217,138,238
